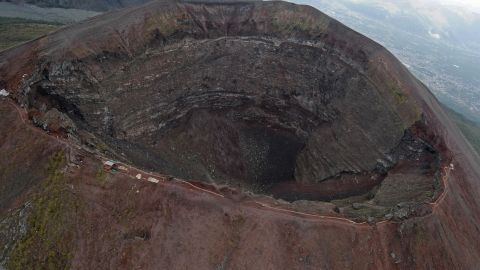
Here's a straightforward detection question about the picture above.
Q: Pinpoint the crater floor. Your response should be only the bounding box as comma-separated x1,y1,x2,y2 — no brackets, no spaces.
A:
9,3,442,221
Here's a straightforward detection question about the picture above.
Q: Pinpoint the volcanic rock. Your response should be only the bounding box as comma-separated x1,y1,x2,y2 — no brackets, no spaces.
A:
0,1,479,269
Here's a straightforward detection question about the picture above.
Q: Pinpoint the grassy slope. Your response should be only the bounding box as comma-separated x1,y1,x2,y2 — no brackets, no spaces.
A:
6,152,78,270
0,17,61,52
22,0,150,11
445,106,480,154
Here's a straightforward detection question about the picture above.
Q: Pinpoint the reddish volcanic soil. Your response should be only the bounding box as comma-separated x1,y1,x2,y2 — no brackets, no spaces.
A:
69,138,480,269
1,1,480,269
1,90,480,269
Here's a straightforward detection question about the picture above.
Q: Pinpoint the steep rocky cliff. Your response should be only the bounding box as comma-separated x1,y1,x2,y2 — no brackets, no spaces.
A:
1,1,480,269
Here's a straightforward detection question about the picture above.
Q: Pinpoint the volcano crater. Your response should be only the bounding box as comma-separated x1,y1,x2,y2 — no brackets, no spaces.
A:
22,13,441,220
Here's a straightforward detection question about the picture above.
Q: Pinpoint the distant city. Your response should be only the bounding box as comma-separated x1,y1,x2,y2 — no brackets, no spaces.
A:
293,0,480,123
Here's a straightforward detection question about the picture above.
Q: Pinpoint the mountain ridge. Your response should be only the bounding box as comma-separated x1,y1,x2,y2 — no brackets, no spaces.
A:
0,1,480,269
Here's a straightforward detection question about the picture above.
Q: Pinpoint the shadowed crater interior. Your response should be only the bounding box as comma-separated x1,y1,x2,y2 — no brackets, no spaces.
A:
22,2,441,220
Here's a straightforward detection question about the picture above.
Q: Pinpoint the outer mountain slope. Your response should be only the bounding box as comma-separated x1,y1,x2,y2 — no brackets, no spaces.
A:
445,105,480,154
4,0,152,11
0,1,480,269
0,17,61,52
0,2,99,23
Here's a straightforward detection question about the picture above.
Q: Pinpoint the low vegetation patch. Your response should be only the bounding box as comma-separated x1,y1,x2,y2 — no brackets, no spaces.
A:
7,151,78,270
0,17,61,51
445,106,480,154
95,166,107,187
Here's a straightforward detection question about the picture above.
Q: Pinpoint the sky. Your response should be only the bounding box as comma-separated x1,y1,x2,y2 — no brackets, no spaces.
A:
429,0,480,12
343,0,480,26
347,0,480,13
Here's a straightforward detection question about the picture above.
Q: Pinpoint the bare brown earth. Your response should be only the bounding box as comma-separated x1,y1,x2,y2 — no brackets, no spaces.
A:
0,97,474,269
1,1,480,269
0,100,62,212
